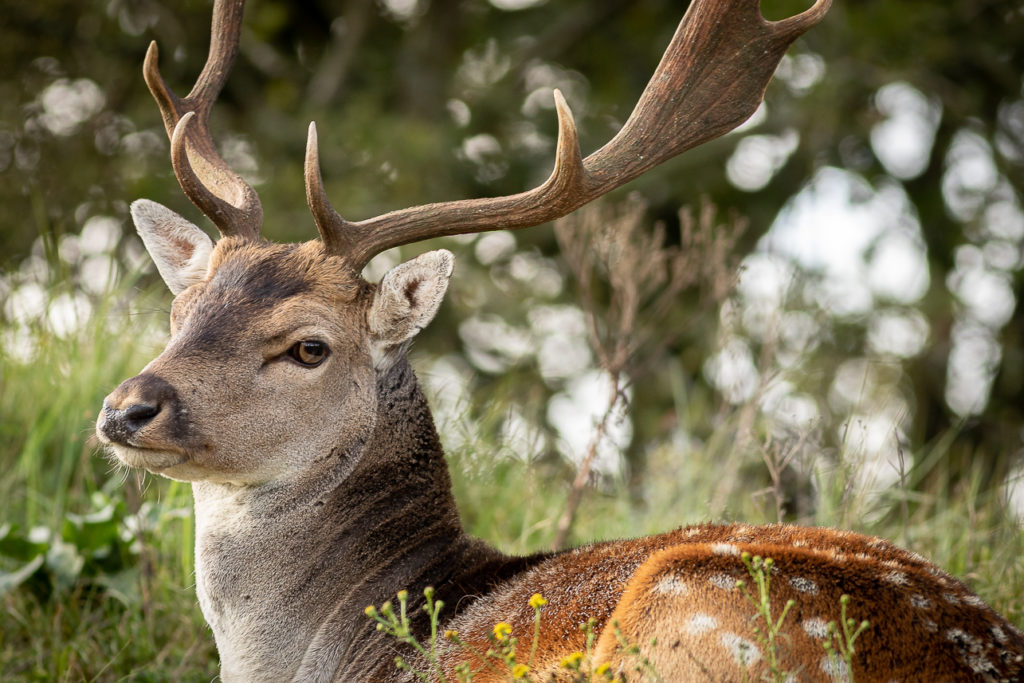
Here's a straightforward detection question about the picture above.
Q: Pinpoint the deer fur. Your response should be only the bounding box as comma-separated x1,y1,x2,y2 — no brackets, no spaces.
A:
97,204,1024,681
95,0,1024,679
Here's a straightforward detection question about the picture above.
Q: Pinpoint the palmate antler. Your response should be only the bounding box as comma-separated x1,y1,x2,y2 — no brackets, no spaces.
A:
146,0,830,272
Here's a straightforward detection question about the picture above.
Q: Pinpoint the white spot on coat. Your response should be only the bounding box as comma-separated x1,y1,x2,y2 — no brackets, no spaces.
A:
686,614,718,635
883,571,908,586
802,617,829,639
655,575,689,596
963,594,986,608
709,573,737,590
820,654,849,680
945,628,993,675
788,576,819,594
721,632,761,667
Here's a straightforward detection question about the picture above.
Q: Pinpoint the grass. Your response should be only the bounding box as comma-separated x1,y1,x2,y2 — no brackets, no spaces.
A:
1,274,1022,681
0,277,215,681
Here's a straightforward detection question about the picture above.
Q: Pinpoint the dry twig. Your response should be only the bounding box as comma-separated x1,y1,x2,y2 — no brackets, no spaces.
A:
551,195,746,548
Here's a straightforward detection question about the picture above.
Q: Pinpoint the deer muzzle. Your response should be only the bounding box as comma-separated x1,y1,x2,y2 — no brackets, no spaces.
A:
97,373,191,468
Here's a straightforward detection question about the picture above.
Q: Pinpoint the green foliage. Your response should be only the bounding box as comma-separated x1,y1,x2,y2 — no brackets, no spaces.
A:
2,492,139,601
737,553,797,683
822,595,871,683
365,588,656,681
608,621,663,683
0,489,211,680
365,587,450,682
0,276,211,680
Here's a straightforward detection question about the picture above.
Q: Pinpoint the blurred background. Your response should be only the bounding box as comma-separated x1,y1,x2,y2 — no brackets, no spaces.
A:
1,0,1023,678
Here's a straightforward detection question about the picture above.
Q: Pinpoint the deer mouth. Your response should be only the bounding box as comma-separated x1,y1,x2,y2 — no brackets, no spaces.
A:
99,440,189,473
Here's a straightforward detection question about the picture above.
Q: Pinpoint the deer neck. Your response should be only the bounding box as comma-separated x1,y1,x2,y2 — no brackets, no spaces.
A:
189,356,489,682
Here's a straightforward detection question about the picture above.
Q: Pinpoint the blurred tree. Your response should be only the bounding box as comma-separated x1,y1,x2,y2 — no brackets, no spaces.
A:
2,0,1022,516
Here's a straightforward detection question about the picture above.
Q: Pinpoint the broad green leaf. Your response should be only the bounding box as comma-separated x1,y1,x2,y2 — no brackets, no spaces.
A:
0,523,47,562
93,566,141,606
45,539,84,592
0,554,44,596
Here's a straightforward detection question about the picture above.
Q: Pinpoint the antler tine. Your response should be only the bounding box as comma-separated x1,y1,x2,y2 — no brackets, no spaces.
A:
771,0,833,41
331,89,586,271
304,122,358,255
314,0,829,274
143,0,262,240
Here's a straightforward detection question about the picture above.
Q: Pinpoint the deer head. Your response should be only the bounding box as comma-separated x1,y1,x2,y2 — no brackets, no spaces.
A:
98,198,456,485
96,0,829,487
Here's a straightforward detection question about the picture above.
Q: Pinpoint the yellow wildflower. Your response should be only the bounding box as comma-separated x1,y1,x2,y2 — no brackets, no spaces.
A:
560,651,584,669
363,605,376,617
528,593,548,610
595,663,611,675
512,663,530,678
444,629,459,640
493,622,513,640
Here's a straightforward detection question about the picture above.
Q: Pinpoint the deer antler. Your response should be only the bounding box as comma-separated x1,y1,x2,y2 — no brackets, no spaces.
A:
143,0,262,240
306,0,830,273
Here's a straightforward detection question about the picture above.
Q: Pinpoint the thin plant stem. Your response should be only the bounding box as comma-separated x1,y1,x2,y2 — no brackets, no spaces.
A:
552,378,621,549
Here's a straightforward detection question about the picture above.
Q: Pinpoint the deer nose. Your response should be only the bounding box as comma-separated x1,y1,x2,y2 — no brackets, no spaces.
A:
99,402,158,445
97,374,178,446
124,401,161,429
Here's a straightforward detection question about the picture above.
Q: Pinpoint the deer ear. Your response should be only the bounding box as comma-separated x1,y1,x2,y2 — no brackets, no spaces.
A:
369,250,454,361
131,199,214,295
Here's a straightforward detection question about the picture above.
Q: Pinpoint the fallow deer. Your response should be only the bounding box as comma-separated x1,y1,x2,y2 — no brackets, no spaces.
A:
96,0,1024,680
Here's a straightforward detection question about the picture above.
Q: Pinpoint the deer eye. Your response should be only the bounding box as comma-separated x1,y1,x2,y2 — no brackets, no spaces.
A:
288,340,329,367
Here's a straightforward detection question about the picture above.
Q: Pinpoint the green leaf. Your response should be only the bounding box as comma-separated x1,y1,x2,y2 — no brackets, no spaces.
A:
93,566,141,606
63,502,120,554
45,539,84,592
0,554,44,596
0,523,47,562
